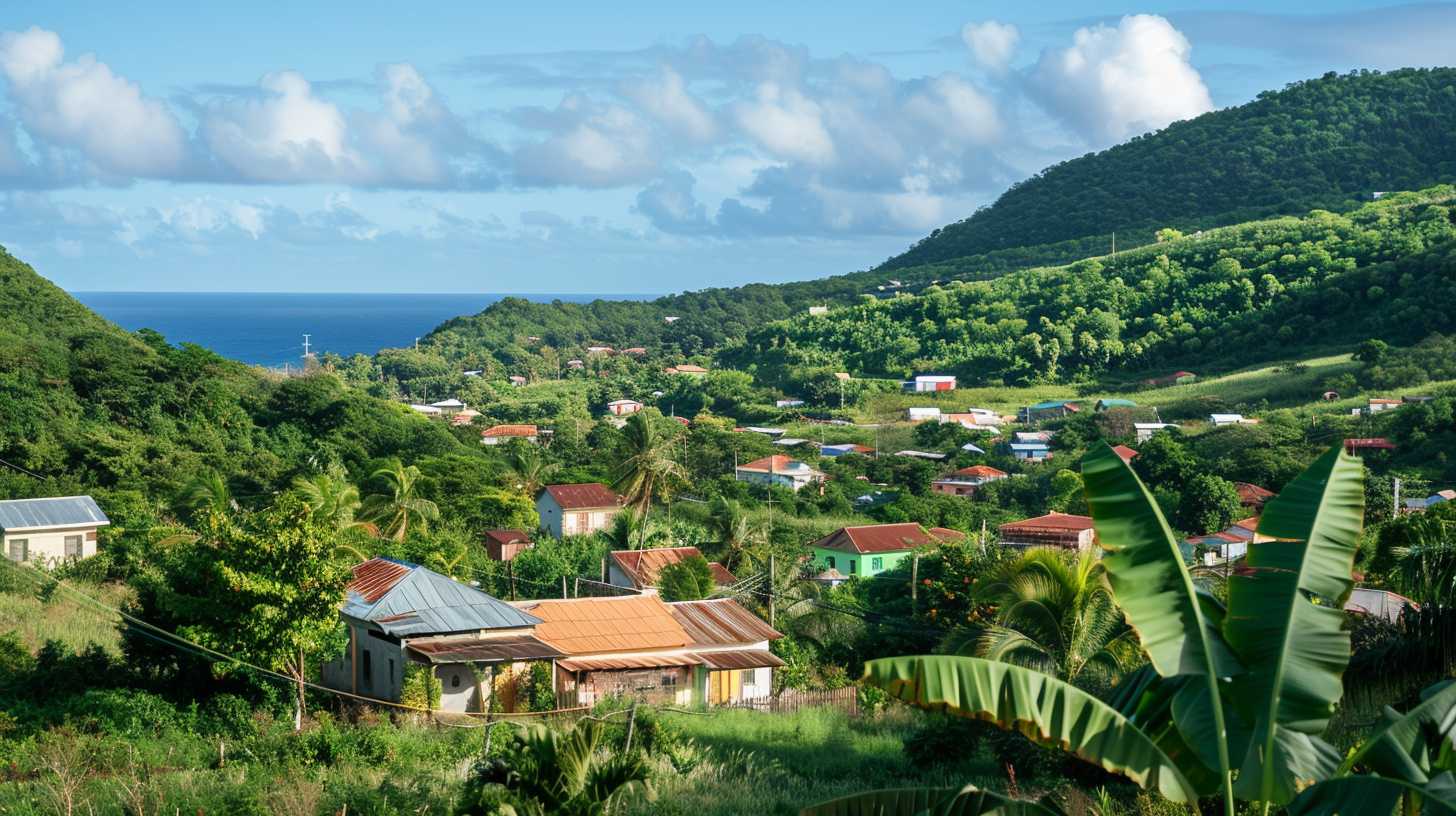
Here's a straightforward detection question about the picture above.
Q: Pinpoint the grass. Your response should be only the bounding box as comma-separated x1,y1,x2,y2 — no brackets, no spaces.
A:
0,577,131,654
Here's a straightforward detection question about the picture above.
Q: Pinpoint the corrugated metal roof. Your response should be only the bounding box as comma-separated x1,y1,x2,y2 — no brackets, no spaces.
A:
517,595,688,654
610,547,736,588
342,558,541,637
407,635,562,664
543,483,620,510
695,650,786,670
811,523,940,555
0,496,109,532
557,654,701,671
1000,513,1094,532
668,598,781,646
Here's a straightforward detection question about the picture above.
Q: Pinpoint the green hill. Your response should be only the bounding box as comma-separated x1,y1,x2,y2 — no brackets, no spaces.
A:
413,69,1456,374
885,68,1456,270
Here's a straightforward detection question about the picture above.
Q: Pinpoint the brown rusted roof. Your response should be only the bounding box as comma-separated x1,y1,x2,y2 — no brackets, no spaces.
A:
668,598,781,646
694,650,786,670
483,529,532,547
999,512,1094,532
347,558,412,604
481,424,538,438
407,635,563,664
735,455,822,475
610,547,735,588
514,595,689,654
557,654,701,672
542,483,620,510
1235,482,1275,504
928,527,966,542
811,523,942,555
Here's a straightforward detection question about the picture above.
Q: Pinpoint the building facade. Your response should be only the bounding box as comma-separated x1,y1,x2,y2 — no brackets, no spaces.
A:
536,483,622,538
0,496,109,565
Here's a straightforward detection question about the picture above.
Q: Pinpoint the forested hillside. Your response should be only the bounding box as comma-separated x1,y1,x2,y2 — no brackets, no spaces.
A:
415,69,1456,372
728,187,1456,385
885,67,1456,269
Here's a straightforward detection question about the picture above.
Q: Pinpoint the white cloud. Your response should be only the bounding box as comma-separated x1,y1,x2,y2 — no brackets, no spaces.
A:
513,95,659,187
200,71,359,183
733,82,836,166
961,21,1020,72
0,27,188,177
1028,14,1213,143
622,67,717,143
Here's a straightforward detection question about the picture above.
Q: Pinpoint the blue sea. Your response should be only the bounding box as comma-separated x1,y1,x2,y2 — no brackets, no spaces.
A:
72,291,647,368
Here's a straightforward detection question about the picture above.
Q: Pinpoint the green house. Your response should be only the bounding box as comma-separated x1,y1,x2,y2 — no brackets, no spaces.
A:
808,523,962,579
1095,398,1138,412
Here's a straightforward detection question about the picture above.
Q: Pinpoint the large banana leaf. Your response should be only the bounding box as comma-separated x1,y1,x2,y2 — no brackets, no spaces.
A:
1286,773,1456,816
800,784,1065,816
1225,444,1364,804
861,656,1200,804
1346,680,1456,784
1081,442,1239,811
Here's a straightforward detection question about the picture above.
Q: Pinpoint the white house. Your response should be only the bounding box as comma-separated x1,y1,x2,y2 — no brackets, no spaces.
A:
429,399,466,414
808,305,829,316
776,398,806,408
1134,422,1180,443
606,399,644,416
1209,414,1255,427
536,483,622,538
734,455,825,492
906,407,942,422
0,496,110,565
905,375,956,392
408,404,442,416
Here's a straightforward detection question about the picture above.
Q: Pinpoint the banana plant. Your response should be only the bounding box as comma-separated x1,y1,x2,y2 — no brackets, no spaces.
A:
807,443,1405,816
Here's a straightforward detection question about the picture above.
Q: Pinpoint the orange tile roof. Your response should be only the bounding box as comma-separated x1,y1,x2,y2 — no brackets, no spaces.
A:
515,595,689,654
543,483,620,510
481,424,537,438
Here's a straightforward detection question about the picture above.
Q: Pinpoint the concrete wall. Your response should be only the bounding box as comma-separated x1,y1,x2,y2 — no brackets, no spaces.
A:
536,494,618,538
811,547,910,578
2,525,99,566
321,622,405,702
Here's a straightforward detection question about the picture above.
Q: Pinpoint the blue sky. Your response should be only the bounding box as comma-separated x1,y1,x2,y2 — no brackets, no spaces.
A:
2,1,1453,294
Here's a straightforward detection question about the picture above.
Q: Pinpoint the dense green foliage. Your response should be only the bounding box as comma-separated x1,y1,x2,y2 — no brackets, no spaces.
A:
885,68,1456,270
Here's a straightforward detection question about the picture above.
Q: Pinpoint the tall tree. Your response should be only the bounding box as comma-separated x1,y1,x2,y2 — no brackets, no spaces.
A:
361,458,440,542
611,413,686,543
705,497,765,572
657,554,716,602
173,470,236,521
504,440,559,498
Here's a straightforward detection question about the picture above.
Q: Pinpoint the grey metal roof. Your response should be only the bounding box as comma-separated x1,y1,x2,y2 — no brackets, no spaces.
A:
0,496,109,532
342,558,541,638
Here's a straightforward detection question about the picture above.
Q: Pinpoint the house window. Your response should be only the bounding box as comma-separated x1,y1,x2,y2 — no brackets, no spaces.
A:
6,539,26,562
740,669,756,685
825,556,835,570
63,535,83,559
849,560,857,574
661,671,678,688
361,649,373,690
871,557,883,571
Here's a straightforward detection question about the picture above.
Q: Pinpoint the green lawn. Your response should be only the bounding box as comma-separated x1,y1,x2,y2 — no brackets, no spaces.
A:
0,577,131,654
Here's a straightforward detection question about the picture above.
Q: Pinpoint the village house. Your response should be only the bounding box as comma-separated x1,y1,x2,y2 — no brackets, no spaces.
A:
480,424,539,446
1235,482,1275,513
1095,399,1138,412
819,443,875,457
409,404,443,416
1188,517,1267,564
622,347,647,356
1135,422,1180,443
906,406,942,422
0,496,110,564
1367,397,1403,414
998,512,1095,550
607,546,737,593
515,594,783,707
508,375,527,386
895,450,947,461
586,346,614,355
809,523,961,578
606,399,644,417
1345,587,1417,624
808,305,829,316
1142,371,1197,388
1018,400,1079,423
1345,437,1397,455
1008,441,1051,462
566,359,585,370
734,455,825,492
429,398,466,414
941,410,1002,430
483,529,533,561
536,483,621,538
320,558,561,713
450,408,481,427
932,465,1009,497
904,375,956,392
1110,444,1139,464
667,363,708,377
1404,489,1456,513
776,398,805,408
1209,413,1258,427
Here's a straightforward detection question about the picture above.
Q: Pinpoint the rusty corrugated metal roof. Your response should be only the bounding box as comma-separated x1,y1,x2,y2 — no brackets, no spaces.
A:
694,649,786,670
343,557,541,637
543,483,620,510
557,654,701,671
610,547,736,588
515,595,688,654
667,598,781,646
406,634,562,664
811,523,941,554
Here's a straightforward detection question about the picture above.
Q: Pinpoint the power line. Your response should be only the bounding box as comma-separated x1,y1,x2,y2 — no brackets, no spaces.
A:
0,455,45,480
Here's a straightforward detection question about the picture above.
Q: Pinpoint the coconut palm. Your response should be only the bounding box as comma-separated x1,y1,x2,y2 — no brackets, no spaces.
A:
600,510,671,551
361,458,439,541
706,497,766,572
941,547,1137,690
291,466,371,531
611,413,686,543
504,441,559,498
174,470,236,521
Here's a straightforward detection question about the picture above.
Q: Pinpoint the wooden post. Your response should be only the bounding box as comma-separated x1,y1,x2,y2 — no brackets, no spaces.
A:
910,554,919,616
625,701,639,751
601,557,607,582
768,554,776,628
562,575,568,599
574,576,580,598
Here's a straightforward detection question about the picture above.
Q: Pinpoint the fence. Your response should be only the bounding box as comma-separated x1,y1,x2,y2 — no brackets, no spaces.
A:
719,686,859,715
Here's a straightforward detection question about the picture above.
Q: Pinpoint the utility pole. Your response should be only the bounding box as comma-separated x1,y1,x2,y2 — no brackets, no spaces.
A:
1111,231,1116,256
562,575,568,599
301,333,312,360
768,555,776,629
1393,477,1402,518
414,337,420,351
508,561,516,601
910,554,919,616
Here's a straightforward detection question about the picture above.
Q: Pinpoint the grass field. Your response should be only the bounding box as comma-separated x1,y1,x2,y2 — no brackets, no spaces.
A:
0,575,130,654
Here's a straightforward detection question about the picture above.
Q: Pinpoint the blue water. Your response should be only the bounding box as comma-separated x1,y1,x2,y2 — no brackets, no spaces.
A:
72,291,645,368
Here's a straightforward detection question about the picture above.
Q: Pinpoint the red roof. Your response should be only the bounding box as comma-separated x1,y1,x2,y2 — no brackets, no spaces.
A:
948,465,1008,479
812,523,944,555
1000,512,1094,533
610,546,738,588
543,483,620,510
1345,438,1396,452
1235,482,1274,505
928,527,966,542
481,424,537,438
347,558,412,604
737,455,819,474
667,598,781,645
484,529,532,547
1111,444,1139,463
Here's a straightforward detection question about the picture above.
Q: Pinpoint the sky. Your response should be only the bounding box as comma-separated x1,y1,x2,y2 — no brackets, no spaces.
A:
1,1,1453,294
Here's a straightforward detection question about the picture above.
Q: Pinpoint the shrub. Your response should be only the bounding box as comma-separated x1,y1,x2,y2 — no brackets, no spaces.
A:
399,663,440,711
201,693,260,739
65,689,190,738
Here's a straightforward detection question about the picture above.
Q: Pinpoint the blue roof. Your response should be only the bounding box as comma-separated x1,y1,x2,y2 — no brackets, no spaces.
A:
343,558,541,637
1009,442,1050,451
1029,400,1072,411
0,496,109,531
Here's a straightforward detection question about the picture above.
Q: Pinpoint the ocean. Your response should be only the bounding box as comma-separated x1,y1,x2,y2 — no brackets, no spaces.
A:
72,291,646,368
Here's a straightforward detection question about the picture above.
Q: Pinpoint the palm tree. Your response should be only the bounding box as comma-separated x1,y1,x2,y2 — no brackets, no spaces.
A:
291,466,372,531
706,497,765,572
611,413,686,544
361,458,439,542
504,441,559,498
600,510,671,551
942,547,1137,690
459,719,651,815
174,470,236,521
